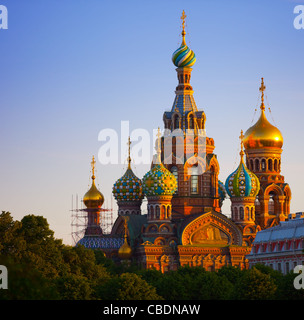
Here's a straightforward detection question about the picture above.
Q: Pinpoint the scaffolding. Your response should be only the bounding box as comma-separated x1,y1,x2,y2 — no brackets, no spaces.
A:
70,194,116,246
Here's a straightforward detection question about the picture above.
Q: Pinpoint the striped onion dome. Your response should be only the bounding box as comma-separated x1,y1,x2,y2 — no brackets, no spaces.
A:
225,154,260,198
172,44,196,68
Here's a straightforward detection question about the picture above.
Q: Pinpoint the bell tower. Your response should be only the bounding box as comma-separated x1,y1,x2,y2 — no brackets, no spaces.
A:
243,78,292,228
161,11,221,218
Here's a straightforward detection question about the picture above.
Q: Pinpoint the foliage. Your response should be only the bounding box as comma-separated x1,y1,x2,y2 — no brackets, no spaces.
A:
0,211,304,300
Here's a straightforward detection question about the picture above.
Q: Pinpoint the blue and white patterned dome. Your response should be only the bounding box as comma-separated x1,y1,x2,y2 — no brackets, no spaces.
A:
225,156,260,198
112,168,143,202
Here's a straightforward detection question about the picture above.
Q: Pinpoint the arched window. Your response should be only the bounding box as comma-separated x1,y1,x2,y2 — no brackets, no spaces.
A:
250,159,254,171
268,192,275,214
156,206,160,219
240,207,244,220
274,159,278,172
255,159,260,172
268,159,273,172
234,207,238,221
261,159,266,172
171,166,178,193
174,115,180,129
190,166,199,195
188,114,194,129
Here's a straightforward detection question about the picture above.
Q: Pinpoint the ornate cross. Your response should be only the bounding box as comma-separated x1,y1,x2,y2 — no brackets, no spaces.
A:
181,10,187,45
127,136,131,169
239,130,245,158
181,10,186,31
91,155,96,177
259,77,266,108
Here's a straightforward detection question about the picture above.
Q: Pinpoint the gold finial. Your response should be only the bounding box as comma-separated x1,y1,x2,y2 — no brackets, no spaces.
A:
181,10,187,46
259,77,266,111
156,127,162,164
239,130,245,159
127,136,131,169
91,155,96,180
123,216,130,238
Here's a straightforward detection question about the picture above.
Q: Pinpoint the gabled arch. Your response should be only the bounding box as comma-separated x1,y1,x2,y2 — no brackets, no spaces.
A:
184,154,206,176
264,183,284,197
181,211,243,246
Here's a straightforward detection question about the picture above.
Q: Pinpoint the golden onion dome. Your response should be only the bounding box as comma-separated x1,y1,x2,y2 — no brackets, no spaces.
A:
243,78,283,150
83,156,104,209
118,217,132,260
118,238,132,260
243,108,283,149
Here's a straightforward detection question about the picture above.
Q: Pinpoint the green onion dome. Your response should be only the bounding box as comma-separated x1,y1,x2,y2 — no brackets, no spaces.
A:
142,163,177,197
225,154,260,198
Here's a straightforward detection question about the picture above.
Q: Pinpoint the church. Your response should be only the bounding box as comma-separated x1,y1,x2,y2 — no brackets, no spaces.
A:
76,11,292,272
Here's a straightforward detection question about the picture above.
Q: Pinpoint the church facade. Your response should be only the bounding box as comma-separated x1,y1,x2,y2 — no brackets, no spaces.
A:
76,12,292,272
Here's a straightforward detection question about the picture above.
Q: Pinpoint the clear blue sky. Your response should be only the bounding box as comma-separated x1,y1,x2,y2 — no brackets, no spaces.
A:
0,0,303,244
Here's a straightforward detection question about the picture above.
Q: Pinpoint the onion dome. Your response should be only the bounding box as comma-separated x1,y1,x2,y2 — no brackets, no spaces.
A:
142,129,177,197
225,131,260,198
172,10,196,68
118,217,132,260
83,156,104,208
142,164,177,197
112,137,144,202
244,78,283,150
112,168,143,202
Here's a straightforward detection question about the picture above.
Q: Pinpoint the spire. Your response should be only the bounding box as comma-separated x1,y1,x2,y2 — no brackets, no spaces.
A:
172,11,196,68
127,136,131,169
91,155,96,181
181,10,187,46
118,216,132,260
239,130,245,160
259,77,266,111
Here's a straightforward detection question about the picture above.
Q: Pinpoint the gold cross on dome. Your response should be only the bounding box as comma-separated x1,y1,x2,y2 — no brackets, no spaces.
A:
127,136,132,169
91,156,96,177
239,130,245,158
181,10,186,30
181,10,187,45
259,77,266,108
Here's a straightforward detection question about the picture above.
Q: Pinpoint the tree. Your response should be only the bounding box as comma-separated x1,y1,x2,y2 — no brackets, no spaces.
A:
117,273,163,300
19,215,65,279
0,211,25,259
234,267,277,300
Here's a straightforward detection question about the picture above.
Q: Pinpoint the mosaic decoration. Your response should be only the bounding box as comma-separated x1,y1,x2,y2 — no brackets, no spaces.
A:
225,161,260,198
142,164,177,197
112,168,143,202
77,236,123,249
